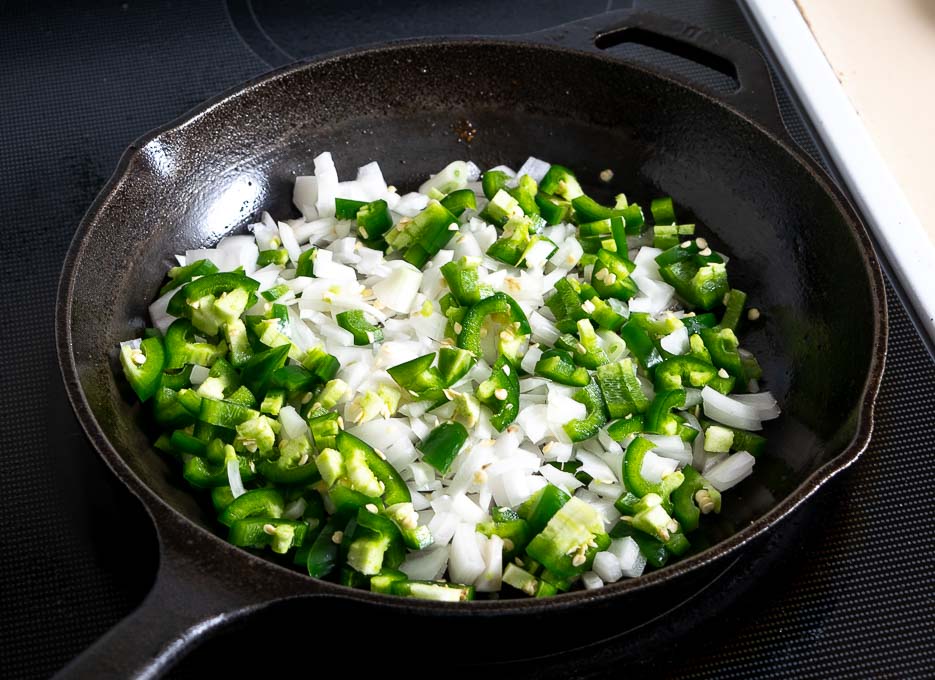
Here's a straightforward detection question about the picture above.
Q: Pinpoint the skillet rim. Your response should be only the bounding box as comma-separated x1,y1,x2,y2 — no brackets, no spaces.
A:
56,35,887,614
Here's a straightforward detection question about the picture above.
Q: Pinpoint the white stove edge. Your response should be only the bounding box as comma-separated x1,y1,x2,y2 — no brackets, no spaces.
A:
743,0,935,346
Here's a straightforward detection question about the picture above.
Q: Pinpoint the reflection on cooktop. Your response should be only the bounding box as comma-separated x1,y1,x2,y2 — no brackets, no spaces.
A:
226,0,618,66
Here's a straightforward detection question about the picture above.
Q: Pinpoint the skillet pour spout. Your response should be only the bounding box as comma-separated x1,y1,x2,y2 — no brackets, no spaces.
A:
55,9,885,678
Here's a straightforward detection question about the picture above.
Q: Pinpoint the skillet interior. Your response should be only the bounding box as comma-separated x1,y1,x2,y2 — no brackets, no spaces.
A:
65,39,881,612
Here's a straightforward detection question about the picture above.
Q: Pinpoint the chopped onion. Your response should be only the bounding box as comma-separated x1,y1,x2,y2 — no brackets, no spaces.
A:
278,221,302,263
589,481,624,499
701,386,764,430
394,192,430,217
189,364,210,386
227,457,246,498
592,551,623,583
539,464,583,494
529,311,561,346
474,534,503,592
610,537,647,578
581,571,604,590
293,176,318,220
729,392,781,420
705,451,756,491
516,156,551,183
640,450,679,483
576,451,617,484
448,524,486,585
355,161,388,200
278,406,309,440
372,261,422,313
465,161,482,182
401,546,450,580
516,404,550,444
643,435,693,467
313,151,339,218
660,326,689,355
293,216,334,245
282,497,307,520
148,287,177,335
547,390,587,427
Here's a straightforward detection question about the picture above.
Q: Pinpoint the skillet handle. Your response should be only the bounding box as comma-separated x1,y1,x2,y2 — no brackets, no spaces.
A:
520,9,789,143
53,518,320,679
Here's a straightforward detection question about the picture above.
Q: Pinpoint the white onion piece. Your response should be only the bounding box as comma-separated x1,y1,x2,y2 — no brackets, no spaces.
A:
474,534,503,592
394,192,430,217
589,481,624,499
293,176,318,220
401,546,450,581
449,524,486,585
640,450,679,483
148,287,177,335
516,156,551,183
643,435,693,467
519,377,549,393
488,164,516,178
292,217,334,245
610,537,647,578
452,231,484,260
691,427,708,471
684,388,703,408
729,392,781,420
541,440,573,463
550,237,583,270
351,162,386,201
632,246,663,279
581,571,604,590
227,457,246,498
524,239,556,269
277,221,302,263
313,151,338,218
592,551,624,583
495,470,532,507
705,451,756,491
520,345,543,374
516,404,550,444
660,326,689,355
282,497,307,520
529,311,561,346
189,365,210,386
548,391,587,427
410,489,431,511
576,451,617,484
539,464,583,494
372,261,422,314
409,462,438,492
312,249,357,281
427,512,458,546
250,218,280,251
347,418,414,450
465,161,482,182
278,406,309,440
702,386,764,430
449,494,487,525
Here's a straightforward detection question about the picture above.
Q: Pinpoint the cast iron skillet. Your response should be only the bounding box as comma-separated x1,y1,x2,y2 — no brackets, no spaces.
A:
56,10,886,678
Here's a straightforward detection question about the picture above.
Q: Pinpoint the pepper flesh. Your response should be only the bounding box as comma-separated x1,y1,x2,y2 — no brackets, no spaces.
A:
456,292,531,360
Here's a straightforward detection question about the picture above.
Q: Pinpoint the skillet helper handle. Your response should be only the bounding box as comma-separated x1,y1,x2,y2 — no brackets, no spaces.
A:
53,524,317,679
521,9,789,143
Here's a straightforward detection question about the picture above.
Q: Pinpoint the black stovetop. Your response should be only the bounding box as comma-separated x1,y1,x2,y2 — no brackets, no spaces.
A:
1,1,933,678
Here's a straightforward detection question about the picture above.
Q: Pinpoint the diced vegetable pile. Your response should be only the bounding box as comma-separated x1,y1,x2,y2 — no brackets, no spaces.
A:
119,154,780,601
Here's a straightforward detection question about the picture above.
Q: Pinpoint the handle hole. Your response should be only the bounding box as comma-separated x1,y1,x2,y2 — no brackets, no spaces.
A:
594,27,740,94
